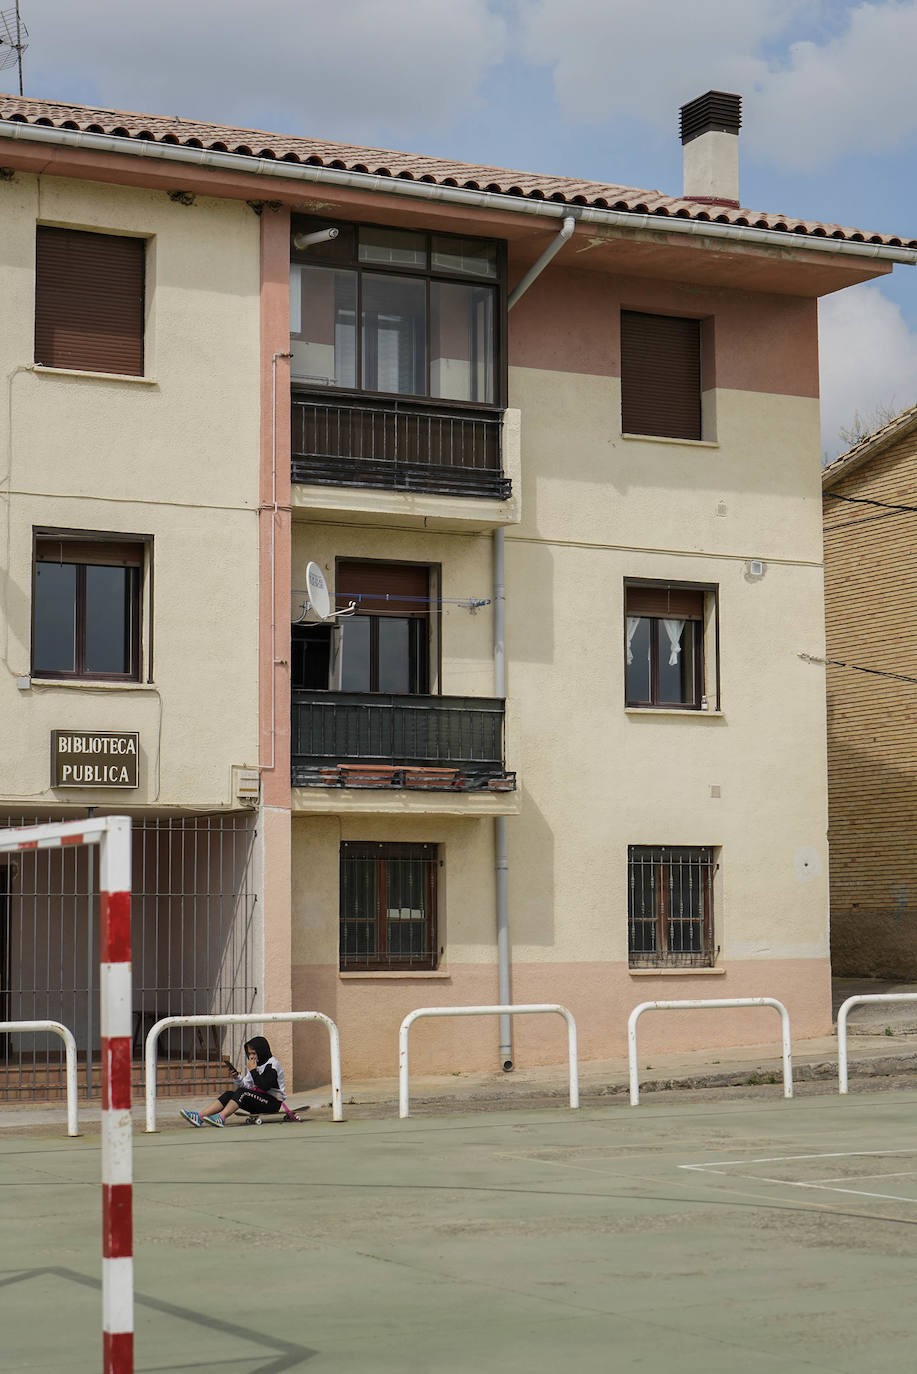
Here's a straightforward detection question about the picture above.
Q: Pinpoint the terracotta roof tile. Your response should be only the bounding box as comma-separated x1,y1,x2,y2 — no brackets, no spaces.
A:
2,94,915,250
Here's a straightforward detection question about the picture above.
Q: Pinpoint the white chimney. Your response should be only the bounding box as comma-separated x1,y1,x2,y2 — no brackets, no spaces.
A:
680,90,742,206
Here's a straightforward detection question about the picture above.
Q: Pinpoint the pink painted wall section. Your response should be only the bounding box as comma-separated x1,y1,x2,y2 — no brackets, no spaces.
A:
508,265,820,397
290,959,832,1084
259,209,292,809
258,212,294,1066
262,805,294,1066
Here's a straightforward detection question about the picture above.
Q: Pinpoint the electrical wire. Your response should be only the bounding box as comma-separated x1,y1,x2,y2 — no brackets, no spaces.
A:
823,490,917,533
825,492,917,513
799,652,917,686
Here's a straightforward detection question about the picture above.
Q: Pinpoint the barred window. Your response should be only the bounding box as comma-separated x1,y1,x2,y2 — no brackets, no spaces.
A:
340,842,439,971
628,846,716,968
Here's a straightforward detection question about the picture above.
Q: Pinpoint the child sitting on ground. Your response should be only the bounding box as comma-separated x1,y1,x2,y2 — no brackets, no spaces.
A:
180,1035,295,1127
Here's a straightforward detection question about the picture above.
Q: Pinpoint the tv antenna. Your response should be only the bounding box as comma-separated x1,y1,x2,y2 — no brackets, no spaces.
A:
0,3,28,96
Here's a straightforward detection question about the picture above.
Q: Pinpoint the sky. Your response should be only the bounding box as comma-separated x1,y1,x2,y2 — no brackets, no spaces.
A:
9,0,917,458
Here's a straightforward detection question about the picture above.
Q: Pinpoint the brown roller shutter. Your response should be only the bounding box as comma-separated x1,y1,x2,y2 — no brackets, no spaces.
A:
36,538,143,567
35,227,145,376
626,584,704,619
336,560,429,615
621,311,701,441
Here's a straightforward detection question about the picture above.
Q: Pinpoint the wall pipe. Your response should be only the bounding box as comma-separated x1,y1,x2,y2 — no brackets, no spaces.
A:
493,526,511,1069
2,120,914,267
490,217,575,1072
507,216,576,309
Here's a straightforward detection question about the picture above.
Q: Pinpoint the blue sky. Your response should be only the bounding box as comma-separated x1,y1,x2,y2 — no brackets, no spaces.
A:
14,0,917,456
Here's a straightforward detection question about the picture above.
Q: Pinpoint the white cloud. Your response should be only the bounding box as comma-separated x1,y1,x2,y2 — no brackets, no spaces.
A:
818,284,917,458
21,1,507,145
516,0,917,172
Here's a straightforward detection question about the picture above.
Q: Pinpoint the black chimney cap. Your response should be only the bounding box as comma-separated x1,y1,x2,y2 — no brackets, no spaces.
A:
679,91,742,145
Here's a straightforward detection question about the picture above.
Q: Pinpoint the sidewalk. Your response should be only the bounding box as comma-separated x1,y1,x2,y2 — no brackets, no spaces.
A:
4,1018,917,1131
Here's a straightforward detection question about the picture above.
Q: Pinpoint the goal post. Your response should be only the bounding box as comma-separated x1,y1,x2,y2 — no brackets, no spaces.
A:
0,815,134,1374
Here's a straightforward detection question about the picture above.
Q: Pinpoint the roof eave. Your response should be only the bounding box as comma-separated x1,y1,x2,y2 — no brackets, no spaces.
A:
3,118,917,272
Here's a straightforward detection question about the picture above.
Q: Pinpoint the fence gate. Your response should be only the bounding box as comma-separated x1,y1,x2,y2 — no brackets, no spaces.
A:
0,812,259,1101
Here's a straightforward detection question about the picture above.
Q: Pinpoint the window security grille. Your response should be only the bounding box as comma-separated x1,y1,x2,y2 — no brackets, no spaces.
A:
628,845,716,968
340,842,438,971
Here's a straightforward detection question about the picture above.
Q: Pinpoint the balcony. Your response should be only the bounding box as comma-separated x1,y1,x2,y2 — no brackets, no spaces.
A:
290,394,521,532
291,690,516,800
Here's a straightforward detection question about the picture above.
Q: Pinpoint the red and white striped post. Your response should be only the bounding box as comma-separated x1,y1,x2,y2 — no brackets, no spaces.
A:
0,816,134,1373
99,816,134,1373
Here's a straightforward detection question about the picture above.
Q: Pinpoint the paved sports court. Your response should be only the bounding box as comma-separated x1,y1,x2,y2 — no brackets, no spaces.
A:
3,1088,917,1372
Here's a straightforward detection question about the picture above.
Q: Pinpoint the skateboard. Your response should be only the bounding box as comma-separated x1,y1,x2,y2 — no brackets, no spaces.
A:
243,1104,311,1125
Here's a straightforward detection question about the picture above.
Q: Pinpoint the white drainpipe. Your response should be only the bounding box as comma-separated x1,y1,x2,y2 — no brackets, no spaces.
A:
492,217,576,1071
493,527,511,1068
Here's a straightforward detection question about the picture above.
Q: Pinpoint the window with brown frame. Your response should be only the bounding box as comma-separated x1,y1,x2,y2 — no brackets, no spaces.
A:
34,227,145,376
620,310,702,440
339,842,439,971
625,582,712,709
335,560,431,695
628,845,716,968
32,537,144,681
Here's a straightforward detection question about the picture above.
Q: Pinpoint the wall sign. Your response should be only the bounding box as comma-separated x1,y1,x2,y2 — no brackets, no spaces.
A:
51,731,140,788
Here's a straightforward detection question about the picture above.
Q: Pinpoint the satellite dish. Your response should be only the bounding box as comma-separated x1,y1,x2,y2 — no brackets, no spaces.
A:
305,561,331,620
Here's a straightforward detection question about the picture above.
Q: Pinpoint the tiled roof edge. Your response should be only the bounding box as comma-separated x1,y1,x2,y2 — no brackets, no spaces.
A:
823,403,917,487
2,95,915,250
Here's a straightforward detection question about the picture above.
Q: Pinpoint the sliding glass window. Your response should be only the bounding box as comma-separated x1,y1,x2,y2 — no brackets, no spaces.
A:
291,220,501,404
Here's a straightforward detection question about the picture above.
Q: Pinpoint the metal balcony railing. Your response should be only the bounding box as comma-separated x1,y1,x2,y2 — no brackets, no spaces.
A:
291,392,510,499
291,690,514,792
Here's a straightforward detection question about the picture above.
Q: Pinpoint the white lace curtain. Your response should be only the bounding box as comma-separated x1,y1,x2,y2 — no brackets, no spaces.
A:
626,616,641,665
662,618,685,666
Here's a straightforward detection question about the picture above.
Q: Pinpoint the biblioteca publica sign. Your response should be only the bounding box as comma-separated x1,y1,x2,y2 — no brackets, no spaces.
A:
51,731,140,788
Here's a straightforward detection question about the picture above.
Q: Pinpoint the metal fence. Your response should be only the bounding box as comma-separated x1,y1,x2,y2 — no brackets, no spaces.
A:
0,812,258,1101
291,393,510,499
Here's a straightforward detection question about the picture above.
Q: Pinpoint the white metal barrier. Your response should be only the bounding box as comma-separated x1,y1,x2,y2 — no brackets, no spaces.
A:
144,1011,344,1131
627,998,793,1106
0,1020,79,1136
398,1004,579,1118
837,993,917,1094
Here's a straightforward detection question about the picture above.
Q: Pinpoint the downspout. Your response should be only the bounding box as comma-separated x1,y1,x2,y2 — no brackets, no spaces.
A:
494,215,576,1072
493,528,511,1069
507,216,576,310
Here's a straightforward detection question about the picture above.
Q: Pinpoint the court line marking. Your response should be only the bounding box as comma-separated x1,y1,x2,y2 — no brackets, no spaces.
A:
678,1149,917,1205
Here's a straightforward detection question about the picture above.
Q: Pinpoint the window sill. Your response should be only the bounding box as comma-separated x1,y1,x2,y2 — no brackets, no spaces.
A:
26,677,155,691
629,966,726,976
339,969,450,980
33,365,157,385
621,433,718,448
625,707,724,718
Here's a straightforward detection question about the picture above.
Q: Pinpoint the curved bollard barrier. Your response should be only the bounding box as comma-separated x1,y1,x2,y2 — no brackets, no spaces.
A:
627,998,793,1106
836,992,917,1093
145,1011,343,1131
399,1003,579,1118
0,1019,79,1136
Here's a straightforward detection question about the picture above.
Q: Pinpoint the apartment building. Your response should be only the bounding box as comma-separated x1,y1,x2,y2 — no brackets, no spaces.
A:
0,90,913,1097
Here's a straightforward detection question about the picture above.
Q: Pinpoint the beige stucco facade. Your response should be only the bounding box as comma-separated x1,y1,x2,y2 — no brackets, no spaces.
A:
0,173,262,810
3,100,906,1099
288,260,834,1083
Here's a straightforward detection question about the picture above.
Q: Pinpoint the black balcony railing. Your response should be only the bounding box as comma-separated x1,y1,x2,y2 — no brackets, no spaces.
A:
291,393,510,499
291,690,515,792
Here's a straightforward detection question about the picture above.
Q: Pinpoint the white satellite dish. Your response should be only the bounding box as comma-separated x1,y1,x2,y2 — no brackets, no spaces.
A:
305,561,331,621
